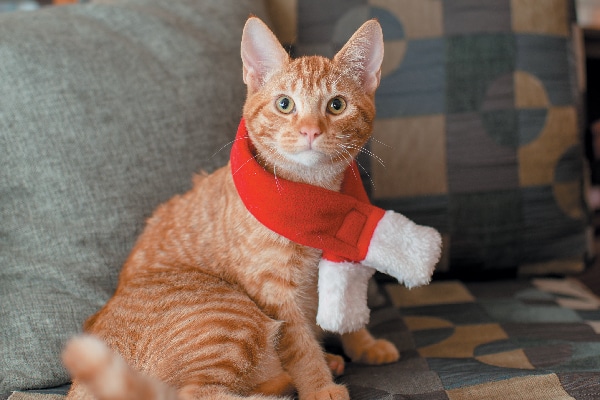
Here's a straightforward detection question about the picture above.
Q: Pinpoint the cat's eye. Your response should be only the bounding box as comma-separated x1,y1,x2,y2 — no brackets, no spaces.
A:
327,97,346,115
276,96,295,114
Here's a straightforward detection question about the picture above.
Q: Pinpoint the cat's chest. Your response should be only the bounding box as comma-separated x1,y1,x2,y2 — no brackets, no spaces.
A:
234,220,321,318
241,224,321,290
189,165,322,318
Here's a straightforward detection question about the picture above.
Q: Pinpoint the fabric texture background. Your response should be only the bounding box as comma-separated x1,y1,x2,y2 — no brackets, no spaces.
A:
295,0,589,277
0,0,267,393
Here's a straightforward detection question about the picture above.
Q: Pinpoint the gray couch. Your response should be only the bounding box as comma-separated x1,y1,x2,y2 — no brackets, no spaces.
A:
1,0,264,396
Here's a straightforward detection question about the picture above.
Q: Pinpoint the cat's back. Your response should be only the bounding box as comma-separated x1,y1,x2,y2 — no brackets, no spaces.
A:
121,161,316,287
117,164,247,278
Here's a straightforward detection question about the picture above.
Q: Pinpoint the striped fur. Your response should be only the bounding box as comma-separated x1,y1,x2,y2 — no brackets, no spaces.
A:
63,17,397,400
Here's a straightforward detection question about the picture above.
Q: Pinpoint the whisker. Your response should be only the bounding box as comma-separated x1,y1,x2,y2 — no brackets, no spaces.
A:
335,144,377,190
335,133,352,141
355,159,376,191
370,137,392,148
266,147,284,194
344,144,386,168
209,137,248,159
335,146,354,169
231,156,258,178
336,146,359,180
273,164,282,194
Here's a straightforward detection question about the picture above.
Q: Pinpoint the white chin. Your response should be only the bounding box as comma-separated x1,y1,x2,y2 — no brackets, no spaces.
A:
286,150,326,167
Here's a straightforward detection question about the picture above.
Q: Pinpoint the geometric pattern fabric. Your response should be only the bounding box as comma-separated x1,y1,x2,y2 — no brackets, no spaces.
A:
335,278,600,399
296,0,589,275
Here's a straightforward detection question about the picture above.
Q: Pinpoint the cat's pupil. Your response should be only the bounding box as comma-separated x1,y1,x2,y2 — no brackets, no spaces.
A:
331,98,342,110
279,98,290,110
276,95,295,114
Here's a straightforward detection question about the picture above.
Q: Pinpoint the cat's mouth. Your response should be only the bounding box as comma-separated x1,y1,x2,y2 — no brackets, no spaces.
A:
284,148,328,167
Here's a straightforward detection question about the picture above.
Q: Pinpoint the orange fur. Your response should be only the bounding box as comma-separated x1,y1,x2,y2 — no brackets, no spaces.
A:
63,17,396,400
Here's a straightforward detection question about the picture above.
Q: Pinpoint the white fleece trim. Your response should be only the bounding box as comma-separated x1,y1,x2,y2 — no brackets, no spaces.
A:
363,210,442,289
316,259,375,334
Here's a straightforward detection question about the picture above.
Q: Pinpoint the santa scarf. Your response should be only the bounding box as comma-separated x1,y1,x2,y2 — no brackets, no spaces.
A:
230,118,441,333
230,119,385,263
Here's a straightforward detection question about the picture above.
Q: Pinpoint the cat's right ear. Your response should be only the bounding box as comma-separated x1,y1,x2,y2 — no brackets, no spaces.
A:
241,17,289,92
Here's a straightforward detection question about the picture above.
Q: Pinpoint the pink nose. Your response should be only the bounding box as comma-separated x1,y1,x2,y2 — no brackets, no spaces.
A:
300,126,322,144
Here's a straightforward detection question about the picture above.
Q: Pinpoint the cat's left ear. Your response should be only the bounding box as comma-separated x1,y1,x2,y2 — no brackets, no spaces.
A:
241,17,289,92
334,19,384,94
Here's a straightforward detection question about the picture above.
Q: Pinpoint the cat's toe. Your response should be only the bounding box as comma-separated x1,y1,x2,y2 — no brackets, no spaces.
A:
303,384,349,400
325,353,345,376
353,338,399,365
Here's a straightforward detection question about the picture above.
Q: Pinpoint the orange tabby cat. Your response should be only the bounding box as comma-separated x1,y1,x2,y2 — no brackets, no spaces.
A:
62,17,397,400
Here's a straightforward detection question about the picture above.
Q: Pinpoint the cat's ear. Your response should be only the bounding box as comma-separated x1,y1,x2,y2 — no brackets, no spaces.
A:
241,17,289,92
334,19,384,94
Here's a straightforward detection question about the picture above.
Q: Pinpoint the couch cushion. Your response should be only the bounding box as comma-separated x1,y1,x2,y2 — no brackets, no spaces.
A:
0,0,267,393
295,0,589,277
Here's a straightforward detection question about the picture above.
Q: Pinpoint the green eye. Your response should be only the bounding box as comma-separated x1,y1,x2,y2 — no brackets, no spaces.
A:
327,97,346,115
276,96,295,114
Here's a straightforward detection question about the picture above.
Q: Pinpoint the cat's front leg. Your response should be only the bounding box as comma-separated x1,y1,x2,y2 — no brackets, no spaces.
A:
274,308,349,400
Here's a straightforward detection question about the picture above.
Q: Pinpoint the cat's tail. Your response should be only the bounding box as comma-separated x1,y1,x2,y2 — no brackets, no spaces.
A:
63,335,287,400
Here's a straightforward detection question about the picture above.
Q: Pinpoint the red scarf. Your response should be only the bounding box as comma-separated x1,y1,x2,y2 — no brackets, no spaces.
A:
230,119,385,262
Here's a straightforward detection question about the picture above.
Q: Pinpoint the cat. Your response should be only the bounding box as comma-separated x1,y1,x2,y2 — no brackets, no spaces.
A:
62,16,397,400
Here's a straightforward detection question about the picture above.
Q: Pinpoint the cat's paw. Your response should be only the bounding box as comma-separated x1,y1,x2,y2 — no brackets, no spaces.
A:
349,338,399,365
303,384,349,400
325,353,345,376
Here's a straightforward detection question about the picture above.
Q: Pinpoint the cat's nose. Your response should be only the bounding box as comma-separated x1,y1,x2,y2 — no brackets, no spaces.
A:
299,126,322,144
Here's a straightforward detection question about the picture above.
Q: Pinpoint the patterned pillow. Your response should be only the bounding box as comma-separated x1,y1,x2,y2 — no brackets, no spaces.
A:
295,0,589,277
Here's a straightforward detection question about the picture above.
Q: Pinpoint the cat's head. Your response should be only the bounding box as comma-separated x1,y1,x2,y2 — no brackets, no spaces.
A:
240,17,384,188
